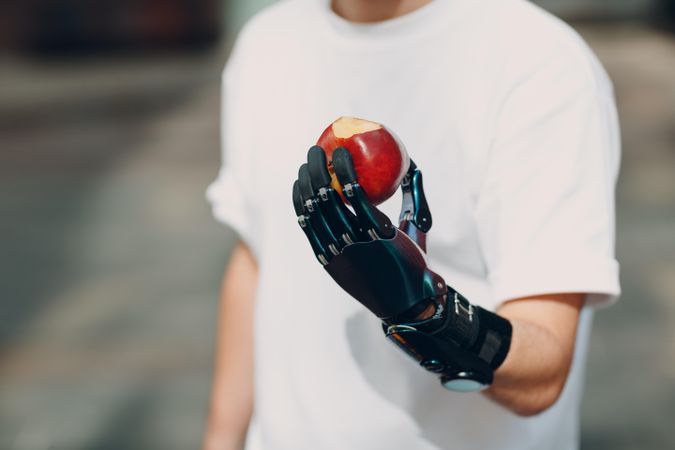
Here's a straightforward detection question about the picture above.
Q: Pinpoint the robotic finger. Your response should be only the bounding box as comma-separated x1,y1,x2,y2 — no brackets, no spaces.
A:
398,160,432,251
306,146,362,246
332,147,395,240
293,180,332,265
296,164,341,263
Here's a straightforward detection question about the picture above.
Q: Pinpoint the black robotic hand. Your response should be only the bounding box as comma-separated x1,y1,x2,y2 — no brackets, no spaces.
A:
292,146,512,391
292,145,442,319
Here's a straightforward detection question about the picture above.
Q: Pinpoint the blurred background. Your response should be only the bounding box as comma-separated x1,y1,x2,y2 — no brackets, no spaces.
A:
0,0,673,449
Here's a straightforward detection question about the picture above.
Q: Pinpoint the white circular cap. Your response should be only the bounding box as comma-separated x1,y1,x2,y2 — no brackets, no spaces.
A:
442,376,487,393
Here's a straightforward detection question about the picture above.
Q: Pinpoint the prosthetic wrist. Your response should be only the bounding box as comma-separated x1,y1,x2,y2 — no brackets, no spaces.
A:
384,288,512,392
292,146,512,392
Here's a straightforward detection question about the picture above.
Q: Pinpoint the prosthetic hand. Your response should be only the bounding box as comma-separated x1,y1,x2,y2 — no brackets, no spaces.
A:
292,146,512,391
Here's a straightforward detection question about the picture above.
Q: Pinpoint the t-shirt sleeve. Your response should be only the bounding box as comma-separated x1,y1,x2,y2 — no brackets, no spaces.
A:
474,50,621,309
205,42,256,250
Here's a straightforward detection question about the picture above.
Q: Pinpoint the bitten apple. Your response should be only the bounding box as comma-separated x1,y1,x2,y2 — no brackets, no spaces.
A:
316,116,410,205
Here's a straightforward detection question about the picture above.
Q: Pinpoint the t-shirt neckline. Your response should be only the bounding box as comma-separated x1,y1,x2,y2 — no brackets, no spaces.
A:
316,0,459,46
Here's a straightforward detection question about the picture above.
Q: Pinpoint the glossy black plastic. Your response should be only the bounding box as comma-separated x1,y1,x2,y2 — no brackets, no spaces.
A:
325,229,446,318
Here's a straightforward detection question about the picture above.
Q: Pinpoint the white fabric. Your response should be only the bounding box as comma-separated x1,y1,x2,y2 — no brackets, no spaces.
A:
206,0,621,449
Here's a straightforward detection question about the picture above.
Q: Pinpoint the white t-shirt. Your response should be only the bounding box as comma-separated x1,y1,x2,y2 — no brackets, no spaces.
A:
206,1,621,449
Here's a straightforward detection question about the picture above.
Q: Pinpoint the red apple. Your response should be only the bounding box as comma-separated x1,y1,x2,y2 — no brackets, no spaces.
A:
316,116,410,205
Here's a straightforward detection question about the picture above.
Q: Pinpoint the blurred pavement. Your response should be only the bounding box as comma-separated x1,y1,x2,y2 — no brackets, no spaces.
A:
0,48,233,449
0,22,674,450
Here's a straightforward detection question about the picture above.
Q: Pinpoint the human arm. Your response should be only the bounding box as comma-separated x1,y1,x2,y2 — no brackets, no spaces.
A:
202,242,257,450
486,293,584,416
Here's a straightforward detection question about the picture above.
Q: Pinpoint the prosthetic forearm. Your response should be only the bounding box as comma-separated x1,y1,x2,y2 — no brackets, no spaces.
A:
292,146,512,391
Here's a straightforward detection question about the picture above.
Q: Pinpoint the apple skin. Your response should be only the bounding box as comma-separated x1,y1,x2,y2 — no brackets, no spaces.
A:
316,117,410,206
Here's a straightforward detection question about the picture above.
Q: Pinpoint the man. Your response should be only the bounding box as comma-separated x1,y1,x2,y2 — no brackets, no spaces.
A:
203,0,621,449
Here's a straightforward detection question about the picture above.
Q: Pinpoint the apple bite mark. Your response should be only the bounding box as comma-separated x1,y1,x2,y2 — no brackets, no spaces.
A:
331,116,382,139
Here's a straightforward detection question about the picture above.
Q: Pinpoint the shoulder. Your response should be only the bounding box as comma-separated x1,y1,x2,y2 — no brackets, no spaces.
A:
484,0,612,94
